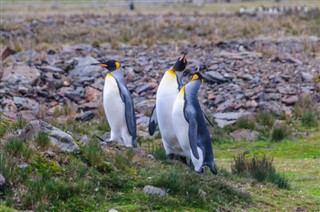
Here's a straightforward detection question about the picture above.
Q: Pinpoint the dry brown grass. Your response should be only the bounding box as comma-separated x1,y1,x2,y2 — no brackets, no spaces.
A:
1,13,320,50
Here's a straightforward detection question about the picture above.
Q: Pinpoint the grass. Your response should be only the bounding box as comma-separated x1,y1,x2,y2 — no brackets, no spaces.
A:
271,124,290,141
35,131,51,150
231,154,290,189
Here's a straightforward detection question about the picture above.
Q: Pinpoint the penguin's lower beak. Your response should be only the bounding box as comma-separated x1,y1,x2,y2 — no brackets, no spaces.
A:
91,63,107,67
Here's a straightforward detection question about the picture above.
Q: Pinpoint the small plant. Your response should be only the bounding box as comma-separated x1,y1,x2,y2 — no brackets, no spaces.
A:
271,124,290,141
5,136,24,156
152,148,167,161
257,111,275,127
301,111,318,128
293,94,318,118
0,153,17,185
81,140,110,173
0,125,8,138
231,154,290,189
35,131,51,150
12,116,27,130
236,116,256,130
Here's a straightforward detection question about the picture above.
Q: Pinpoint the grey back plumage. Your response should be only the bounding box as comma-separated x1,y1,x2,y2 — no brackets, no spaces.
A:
111,67,137,147
184,79,216,174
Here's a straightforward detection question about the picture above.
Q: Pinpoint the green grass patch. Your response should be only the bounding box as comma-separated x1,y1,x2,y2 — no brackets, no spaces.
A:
35,131,51,150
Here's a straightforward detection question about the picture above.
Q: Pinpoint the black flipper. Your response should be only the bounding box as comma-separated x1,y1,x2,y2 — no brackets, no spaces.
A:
188,118,200,160
148,105,158,136
203,112,214,127
116,79,137,147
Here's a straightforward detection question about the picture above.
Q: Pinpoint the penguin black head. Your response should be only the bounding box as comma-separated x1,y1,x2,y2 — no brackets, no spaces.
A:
173,52,187,72
91,60,121,72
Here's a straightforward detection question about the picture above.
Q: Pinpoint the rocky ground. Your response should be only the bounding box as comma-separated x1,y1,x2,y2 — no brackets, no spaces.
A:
1,37,320,129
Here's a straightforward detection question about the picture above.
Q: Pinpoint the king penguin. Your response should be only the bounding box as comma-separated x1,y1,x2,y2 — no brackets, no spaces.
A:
91,60,136,147
149,53,187,159
172,70,218,174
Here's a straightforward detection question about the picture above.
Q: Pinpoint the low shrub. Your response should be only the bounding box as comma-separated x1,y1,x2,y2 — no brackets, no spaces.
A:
236,116,256,130
231,154,290,189
35,131,51,150
271,124,290,141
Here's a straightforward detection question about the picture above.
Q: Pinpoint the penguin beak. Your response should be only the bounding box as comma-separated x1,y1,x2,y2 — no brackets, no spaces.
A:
179,53,187,63
91,63,107,67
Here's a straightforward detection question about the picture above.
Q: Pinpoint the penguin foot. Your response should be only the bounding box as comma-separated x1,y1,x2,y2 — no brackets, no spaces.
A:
179,156,188,165
167,153,175,160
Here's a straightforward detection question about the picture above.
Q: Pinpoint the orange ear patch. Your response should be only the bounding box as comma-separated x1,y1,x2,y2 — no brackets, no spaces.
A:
191,74,199,81
115,61,120,69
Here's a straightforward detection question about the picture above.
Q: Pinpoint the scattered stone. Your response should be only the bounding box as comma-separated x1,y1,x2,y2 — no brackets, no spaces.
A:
301,72,313,82
147,154,156,160
21,120,79,153
203,71,226,82
214,112,250,121
76,111,96,122
230,129,260,142
13,97,39,111
108,209,119,212
84,86,101,102
143,185,166,196
17,162,29,169
282,95,299,105
68,56,103,78
2,64,40,86
215,119,236,128
0,174,5,186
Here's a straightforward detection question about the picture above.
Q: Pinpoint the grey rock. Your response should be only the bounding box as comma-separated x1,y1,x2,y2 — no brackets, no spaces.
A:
17,162,29,169
230,129,259,142
41,65,64,73
215,119,236,128
2,63,40,86
69,56,103,78
282,95,298,105
214,112,251,120
13,97,39,111
301,72,313,82
0,173,5,186
259,101,282,115
21,120,79,153
217,99,234,112
76,111,96,122
147,154,156,160
108,209,119,212
136,84,151,94
143,185,166,196
203,71,226,82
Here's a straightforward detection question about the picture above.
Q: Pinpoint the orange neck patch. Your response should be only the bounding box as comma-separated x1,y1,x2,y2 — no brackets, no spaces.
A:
167,69,176,76
107,72,113,78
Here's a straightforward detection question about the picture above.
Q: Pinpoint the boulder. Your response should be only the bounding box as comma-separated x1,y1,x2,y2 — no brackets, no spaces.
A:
230,129,259,142
68,56,103,78
21,120,79,153
143,185,166,196
2,63,40,86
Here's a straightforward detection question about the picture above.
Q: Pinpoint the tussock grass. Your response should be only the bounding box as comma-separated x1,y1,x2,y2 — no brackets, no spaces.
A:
256,111,275,127
4,136,32,160
236,116,256,130
231,154,290,189
35,131,51,150
271,124,290,141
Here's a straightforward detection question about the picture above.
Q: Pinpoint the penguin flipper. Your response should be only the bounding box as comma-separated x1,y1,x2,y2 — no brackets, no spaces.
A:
188,118,200,160
203,112,214,127
117,81,137,145
148,105,158,136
